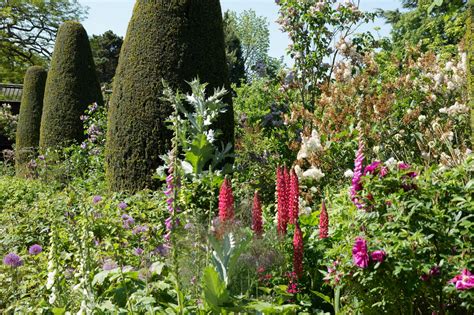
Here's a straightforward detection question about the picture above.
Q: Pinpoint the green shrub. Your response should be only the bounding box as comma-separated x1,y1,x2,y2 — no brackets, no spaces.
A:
40,21,103,149
15,66,47,176
106,0,234,192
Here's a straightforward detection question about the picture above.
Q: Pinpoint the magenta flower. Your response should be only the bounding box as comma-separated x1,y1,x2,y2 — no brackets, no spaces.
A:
449,269,474,290
28,244,43,255
352,237,369,268
380,166,389,177
370,250,386,263
363,161,381,176
351,141,365,209
3,253,23,267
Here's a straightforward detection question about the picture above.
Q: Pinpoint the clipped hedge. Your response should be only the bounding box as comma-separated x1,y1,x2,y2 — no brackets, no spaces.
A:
106,0,234,192
40,21,103,149
15,66,47,175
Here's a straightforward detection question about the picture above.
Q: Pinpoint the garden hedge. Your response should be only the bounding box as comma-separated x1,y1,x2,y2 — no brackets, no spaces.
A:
15,66,47,175
40,21,103,149
106,0,234,192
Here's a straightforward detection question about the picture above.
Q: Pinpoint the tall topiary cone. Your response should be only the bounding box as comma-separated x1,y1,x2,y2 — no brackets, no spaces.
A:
106,0,234,192
40,21,103,149
15,66,47,175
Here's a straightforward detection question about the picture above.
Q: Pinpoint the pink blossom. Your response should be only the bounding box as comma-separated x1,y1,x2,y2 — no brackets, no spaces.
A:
351,141,365,209
352,237,369,268
449,269,474,290
370,250,386,263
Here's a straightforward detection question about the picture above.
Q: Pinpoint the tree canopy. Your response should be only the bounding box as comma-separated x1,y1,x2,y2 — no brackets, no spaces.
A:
0,0,87,83
90,31,123,85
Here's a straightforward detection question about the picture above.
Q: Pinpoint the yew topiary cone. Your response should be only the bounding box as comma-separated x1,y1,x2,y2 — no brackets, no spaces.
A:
15,66,47,175
40,21,103,149
106,0,234,192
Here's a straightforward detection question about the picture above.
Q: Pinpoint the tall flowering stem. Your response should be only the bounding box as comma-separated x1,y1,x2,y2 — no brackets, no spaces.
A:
319,200,329,239
218,177,235,224
351,140,365,209
276,166,289,235
289,169,299,224
252,190,263,236
293,223,304,278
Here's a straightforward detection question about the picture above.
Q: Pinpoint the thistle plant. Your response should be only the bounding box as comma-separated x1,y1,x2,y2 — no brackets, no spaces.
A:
161,79,233,176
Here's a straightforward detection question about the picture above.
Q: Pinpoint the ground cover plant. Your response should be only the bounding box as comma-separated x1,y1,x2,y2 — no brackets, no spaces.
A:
0,0,473,314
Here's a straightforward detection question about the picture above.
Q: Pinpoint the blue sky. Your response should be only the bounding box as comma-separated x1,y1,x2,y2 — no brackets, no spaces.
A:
79,0,401,65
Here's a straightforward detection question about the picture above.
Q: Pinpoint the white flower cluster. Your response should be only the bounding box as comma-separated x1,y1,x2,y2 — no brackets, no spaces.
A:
46,228,58,305
439,102,469,117
297,129,323,160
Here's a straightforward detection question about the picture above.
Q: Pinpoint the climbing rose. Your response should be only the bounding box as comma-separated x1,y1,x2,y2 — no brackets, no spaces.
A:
28,244,43,255
3,253,23,267
276,166,289,235
218,178,235,223
252,191,263,236
289,169,299,224
449,269,474,290
352,237,369,268
293,224,304,278
370,250,386,263
319,200,329,239
351,141,365,209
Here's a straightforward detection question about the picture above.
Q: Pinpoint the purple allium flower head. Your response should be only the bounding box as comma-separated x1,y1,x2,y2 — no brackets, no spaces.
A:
80,142,88,150
92,195,102,204
3,253,23,267
118,201,128,210
121,214,135,229
102,259,118,271
38,155,45,161
28,244,42,255
153,244,169,257
132,225,148,235
134,248,144,256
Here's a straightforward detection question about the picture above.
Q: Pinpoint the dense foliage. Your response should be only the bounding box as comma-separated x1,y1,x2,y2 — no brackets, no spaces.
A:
0,0,473,314
39,21,103,150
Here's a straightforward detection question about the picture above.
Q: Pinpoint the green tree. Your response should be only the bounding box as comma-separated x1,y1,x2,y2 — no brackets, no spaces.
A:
90,31,123,85
106,0,234,192
223,11,246,86
383,0,467,55
15,66,47,175
40,21,103,149
0,0,87,83
225,10,270,78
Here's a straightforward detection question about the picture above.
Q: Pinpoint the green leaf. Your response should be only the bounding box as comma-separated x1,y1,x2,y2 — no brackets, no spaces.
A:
310,290,332,304
201,266,230,312
185,134,214,174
